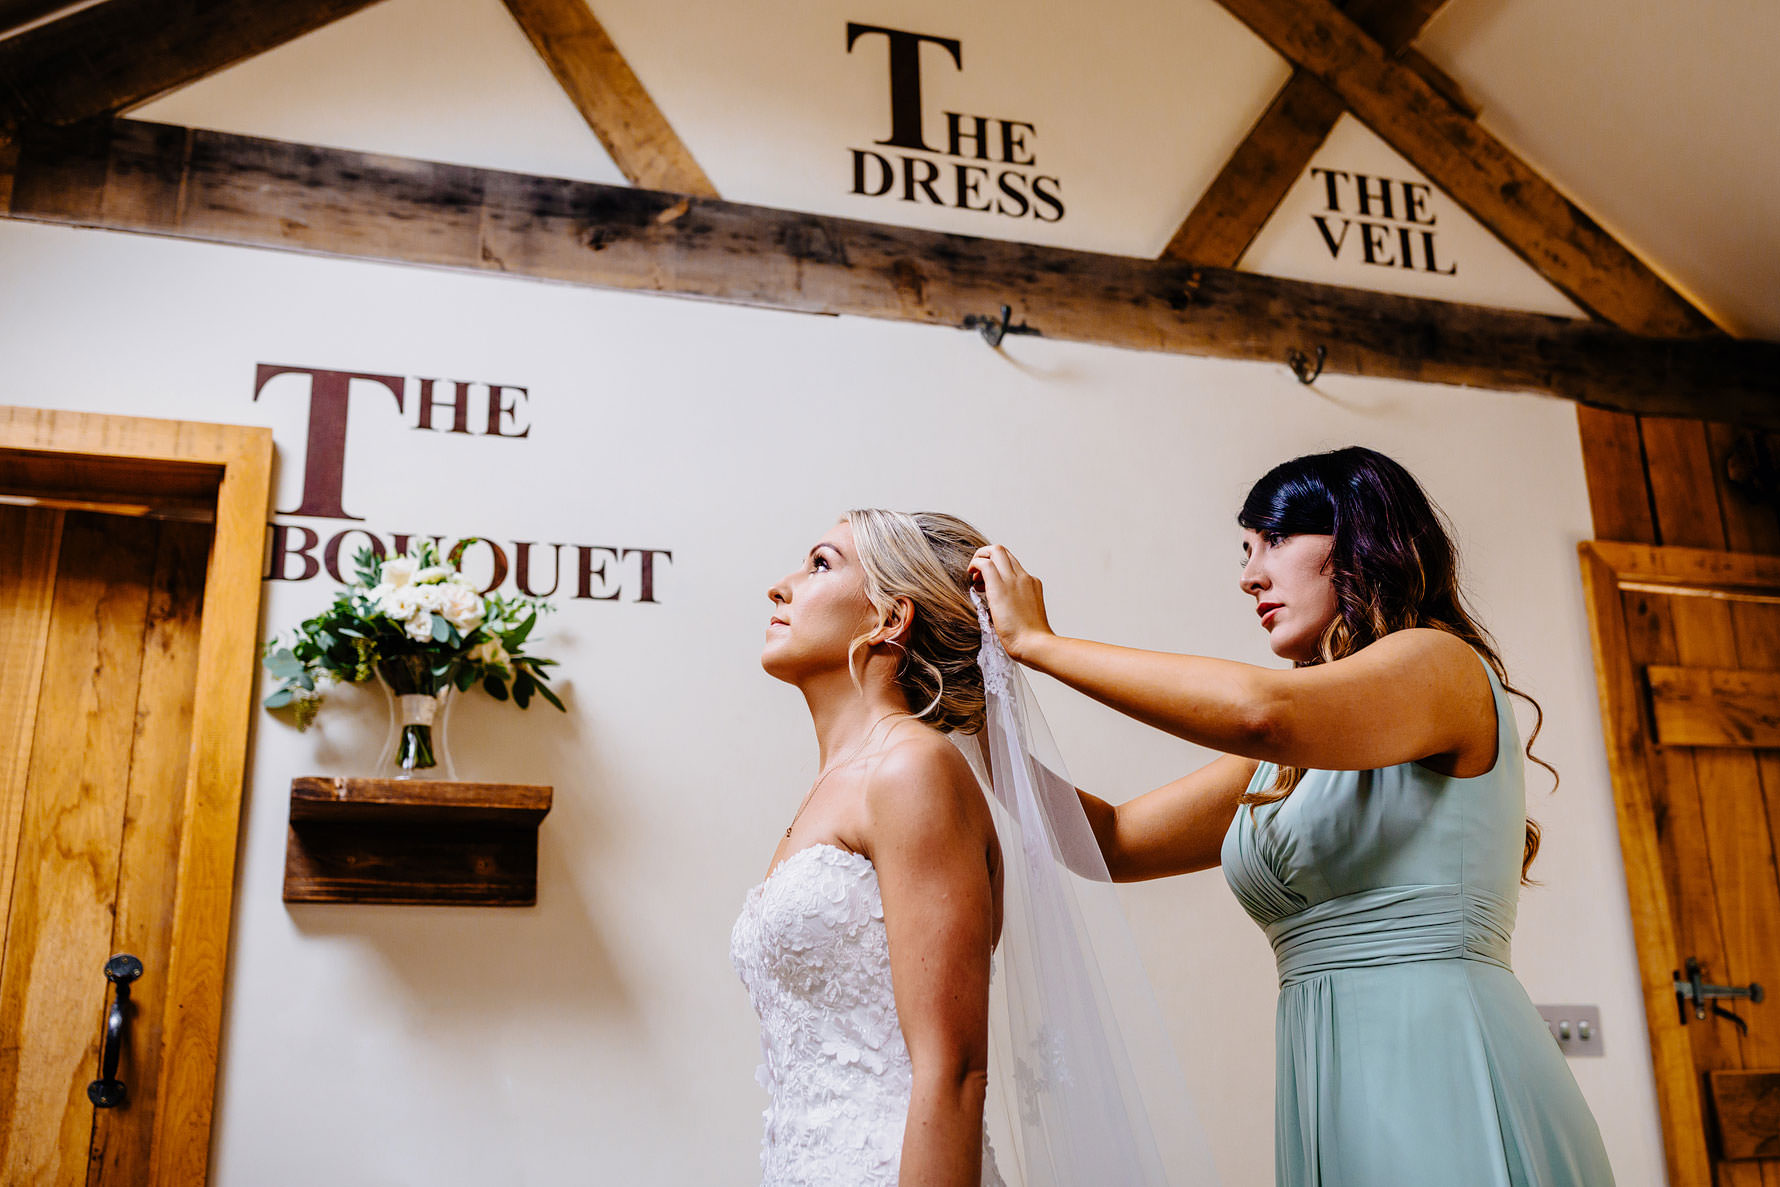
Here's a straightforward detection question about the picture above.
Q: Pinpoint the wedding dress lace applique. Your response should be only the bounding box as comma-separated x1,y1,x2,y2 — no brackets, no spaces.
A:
731,843,1005,1187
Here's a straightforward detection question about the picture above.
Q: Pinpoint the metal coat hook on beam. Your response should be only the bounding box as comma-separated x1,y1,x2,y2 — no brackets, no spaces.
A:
1287,345,1327,385
962,304,1038,348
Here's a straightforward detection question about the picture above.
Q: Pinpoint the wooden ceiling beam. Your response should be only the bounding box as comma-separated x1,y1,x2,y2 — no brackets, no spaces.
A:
5,119,1774,426
0,0,387,136
500,0,715,196
0,138,16,211
1163,0,1446,267
1163,74,1343,267
1209,0,1716,337
0,0,76,38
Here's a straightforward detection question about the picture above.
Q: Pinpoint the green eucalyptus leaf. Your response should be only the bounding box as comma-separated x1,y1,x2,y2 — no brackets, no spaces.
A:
264,688,295,709
483,675,509,701
429,614,450,643
353,546,382,588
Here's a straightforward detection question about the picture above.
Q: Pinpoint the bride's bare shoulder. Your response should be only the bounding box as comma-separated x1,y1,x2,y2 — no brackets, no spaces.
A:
859,727,989,841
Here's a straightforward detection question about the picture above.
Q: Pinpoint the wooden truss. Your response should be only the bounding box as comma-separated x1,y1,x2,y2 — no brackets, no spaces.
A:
0,0,1774,425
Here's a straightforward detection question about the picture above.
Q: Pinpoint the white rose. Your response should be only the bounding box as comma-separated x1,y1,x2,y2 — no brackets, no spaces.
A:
378,586,420,619
411,584,445,612
416,565,452,585
469,638,510,671
404,611,435,642
437,583,486,633
382,556,419,587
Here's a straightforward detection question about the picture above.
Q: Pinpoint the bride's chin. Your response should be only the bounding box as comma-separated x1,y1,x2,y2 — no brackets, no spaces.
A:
759,648,803,683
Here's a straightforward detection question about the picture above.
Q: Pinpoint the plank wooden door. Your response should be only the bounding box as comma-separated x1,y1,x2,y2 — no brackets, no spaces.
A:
0,505,210,1184
0,407,272,1187
1583,541,1780,1186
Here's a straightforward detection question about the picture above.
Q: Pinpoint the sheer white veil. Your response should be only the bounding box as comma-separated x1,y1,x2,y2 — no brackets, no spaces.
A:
960,593,1220,1187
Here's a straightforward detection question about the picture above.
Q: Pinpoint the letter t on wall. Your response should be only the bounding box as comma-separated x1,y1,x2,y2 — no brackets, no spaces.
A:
846,23,962,154
253,364,405,520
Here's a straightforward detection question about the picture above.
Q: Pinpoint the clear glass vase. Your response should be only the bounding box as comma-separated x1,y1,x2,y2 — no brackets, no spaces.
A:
374,656,457,780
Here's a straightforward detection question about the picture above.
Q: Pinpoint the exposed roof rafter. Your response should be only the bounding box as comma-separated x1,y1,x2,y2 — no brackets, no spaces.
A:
1209,0,1717,336
5,119,1774,426
500,0,716,196
0,0,78,39
0,0,388,137
0,137,15,211
1163,0,1447,267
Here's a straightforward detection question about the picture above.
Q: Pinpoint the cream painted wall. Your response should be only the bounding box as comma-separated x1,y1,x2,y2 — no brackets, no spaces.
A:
1,216,1661,1185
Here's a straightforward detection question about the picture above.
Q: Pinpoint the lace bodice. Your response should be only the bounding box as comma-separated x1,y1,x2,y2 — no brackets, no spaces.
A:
730,843,1004,1186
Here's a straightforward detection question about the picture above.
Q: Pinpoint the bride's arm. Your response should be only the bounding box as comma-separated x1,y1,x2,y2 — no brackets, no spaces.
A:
1079,751,1259,881
863,737,1000,1187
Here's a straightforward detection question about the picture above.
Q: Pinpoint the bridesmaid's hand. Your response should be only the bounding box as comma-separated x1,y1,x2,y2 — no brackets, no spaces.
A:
968,544,1054,663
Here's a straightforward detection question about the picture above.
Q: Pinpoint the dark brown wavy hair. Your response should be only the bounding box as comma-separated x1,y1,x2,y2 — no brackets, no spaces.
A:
1235,446,1551,882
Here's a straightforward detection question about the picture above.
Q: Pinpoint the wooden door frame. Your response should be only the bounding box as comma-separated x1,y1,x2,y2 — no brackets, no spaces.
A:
1579,540,1780,1187
0,405,271,1186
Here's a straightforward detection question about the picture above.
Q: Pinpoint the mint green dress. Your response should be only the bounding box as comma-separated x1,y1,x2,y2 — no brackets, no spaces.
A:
1221,657,1615,1186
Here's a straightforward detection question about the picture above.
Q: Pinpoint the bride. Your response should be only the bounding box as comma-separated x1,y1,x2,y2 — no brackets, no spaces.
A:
731,509,1218,1187
733,509,1006,1186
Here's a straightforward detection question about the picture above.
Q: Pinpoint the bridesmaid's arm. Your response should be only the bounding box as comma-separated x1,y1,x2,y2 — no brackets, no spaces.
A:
1079,752,1259,881
864,737,1000,1187
971,546,1492,772
1022,628,1487,771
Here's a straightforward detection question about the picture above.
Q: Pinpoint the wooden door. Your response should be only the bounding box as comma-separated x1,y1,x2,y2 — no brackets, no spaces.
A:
1583,541,1780,1186
0,505,210,1185
0,407,272,1186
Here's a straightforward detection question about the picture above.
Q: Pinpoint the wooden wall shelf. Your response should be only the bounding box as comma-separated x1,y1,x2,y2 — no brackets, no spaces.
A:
283,777,552,906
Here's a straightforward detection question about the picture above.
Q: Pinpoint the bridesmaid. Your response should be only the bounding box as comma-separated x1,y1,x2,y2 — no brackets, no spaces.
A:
970,446,1614,1186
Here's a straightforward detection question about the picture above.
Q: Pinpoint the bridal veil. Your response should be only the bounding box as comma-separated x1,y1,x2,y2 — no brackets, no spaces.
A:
962,594,1220,1187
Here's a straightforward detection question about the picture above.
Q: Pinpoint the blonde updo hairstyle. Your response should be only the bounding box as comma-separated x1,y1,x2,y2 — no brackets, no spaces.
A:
844,509,989,735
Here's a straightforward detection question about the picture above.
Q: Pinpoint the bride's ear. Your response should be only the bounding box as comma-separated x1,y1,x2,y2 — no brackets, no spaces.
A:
870,598,915,648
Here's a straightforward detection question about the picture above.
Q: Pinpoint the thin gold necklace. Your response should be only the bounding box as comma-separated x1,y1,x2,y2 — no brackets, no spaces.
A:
785,711,909,838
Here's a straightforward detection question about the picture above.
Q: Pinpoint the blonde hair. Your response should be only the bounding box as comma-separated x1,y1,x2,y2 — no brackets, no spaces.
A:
844,509,989,735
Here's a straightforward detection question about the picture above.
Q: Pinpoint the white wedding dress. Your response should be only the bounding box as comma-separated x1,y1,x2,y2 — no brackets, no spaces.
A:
730,840,1006,1187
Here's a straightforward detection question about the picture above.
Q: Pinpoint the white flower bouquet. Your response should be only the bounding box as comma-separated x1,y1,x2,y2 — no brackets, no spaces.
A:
263,541,563,769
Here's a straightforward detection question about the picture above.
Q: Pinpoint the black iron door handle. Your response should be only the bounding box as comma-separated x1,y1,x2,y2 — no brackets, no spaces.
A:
88,954,143,1108
1675,956,1764,1036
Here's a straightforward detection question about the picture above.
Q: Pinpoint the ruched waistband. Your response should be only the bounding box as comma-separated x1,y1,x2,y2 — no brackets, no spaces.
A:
1263,883,1514,988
